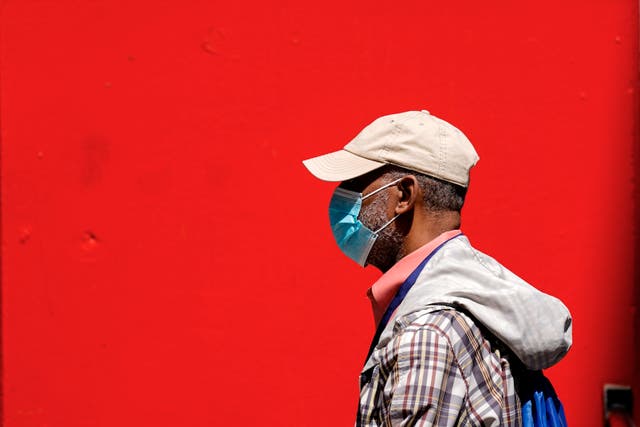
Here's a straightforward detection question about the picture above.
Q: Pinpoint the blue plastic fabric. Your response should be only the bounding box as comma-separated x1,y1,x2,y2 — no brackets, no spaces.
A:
328,187,376,267
521,372,568,427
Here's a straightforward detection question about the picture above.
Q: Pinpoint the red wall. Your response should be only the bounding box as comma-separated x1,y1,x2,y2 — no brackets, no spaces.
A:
1,0,638,425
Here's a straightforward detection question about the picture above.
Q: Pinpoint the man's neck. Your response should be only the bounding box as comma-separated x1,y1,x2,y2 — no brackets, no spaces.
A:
396,212,460,263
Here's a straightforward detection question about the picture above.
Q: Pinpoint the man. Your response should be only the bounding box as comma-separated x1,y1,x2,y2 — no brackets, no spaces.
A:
302,110,572,426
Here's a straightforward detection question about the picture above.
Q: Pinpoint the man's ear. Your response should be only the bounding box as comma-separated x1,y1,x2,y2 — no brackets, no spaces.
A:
395,175,420,215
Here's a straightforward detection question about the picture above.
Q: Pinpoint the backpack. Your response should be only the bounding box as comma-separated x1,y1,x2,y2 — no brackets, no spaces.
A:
518,369,568,427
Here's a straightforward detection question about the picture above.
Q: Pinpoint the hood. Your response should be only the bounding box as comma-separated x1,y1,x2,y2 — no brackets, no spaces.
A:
373,235,572,371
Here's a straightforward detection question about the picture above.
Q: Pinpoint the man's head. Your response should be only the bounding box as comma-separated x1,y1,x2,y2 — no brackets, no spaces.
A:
303,110,478,271
338,165,468,271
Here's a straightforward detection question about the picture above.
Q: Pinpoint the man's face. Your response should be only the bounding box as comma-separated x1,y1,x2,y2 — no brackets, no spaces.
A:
339,170,405,271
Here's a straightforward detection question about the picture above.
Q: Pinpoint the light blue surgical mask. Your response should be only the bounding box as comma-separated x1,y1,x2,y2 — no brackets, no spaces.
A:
329,178,403,267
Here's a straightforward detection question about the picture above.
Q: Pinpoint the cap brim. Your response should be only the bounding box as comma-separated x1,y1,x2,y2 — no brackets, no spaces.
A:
302,149,386,182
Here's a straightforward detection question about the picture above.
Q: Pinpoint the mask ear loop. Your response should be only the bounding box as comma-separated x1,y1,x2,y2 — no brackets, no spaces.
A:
361,177,403,201
361,177,404,234
373,212,401,234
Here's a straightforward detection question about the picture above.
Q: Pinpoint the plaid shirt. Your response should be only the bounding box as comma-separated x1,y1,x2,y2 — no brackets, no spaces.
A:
357,306,521,426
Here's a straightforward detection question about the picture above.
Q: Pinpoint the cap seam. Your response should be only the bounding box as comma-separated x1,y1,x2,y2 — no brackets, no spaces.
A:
382,160,467,187
343,146,386,164
379,119,400,162
438,122,446,178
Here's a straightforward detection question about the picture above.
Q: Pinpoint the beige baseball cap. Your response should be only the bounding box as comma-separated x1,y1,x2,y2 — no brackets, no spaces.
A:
302,110,479,187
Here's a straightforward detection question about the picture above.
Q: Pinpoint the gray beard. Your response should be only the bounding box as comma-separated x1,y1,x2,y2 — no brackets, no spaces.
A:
358,192,404,272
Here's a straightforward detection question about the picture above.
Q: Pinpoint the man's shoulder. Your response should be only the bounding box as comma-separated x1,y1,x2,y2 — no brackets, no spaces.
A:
392,306,501,367
394,305,479,338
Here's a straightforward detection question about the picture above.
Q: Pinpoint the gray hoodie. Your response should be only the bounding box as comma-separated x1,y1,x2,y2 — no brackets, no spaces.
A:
364,234,572,372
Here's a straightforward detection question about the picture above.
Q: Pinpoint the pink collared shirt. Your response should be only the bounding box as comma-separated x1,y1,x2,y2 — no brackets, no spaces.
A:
367,229,462,326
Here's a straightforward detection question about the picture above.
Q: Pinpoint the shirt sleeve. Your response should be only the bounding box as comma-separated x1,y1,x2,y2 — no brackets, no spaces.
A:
385,326,468,426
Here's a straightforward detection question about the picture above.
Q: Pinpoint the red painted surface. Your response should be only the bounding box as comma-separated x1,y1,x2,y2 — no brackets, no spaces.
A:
0,0,637,425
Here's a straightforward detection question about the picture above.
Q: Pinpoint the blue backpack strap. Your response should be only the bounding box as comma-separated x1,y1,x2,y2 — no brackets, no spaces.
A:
519,370,568,427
